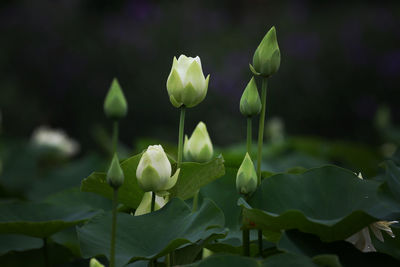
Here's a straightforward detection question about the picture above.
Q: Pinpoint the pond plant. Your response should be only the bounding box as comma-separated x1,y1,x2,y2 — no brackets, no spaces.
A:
1,26,400,267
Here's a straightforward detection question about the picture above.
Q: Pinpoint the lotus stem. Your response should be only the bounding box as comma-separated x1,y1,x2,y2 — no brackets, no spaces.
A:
247,117,252,155
256,77,268,256
112,121,119,155
110,189,118,267
177,106,186,168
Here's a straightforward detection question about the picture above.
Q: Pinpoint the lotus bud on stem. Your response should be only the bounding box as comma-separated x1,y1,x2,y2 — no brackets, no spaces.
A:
250,26,281,257
104,78,127,267
184,121,214,212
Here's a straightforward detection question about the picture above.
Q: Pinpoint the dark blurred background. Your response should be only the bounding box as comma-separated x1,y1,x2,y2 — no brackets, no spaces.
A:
1,0,399,152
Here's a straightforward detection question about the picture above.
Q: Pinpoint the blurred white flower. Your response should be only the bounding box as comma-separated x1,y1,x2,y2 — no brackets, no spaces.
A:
31,125,79,156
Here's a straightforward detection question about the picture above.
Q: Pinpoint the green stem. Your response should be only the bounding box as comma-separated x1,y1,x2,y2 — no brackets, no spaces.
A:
258,230,263,256
151,191,156,212
256,77,268,256
192,190,199,212
112,121,119,155
256,78,267,185
242,228,250,256
247,117,252,154
110,189,118,267
177,106,186,168
42,237,49,267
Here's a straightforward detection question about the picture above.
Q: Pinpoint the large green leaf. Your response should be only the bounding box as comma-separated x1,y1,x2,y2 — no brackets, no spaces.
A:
379,161,400,206
239,165,397,242
0,202,99,238
0,234,42,255
81,153,225,208
278,230,399,266
183,253,318,267
81,153,145,208
77,198,226,267
169,155,225,199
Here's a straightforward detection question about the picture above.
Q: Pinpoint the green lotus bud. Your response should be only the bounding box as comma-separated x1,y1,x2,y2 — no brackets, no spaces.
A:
250,26,281,78
166,55,210,108
184,122,213,163
90,258,105,267
236,153,257,195
136,145,180,192
104,78,128,120
240,77,262,116
134,192,166,216
106,154,125,189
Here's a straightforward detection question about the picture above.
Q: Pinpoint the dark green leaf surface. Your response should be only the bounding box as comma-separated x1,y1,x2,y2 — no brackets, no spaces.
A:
239,166,396,241
0,234,42,255
167,155,225,200
278,230,399,267
81,153,144,208
77,198,226,267
183,253,318,267
81,154,225,208
0,202,99,238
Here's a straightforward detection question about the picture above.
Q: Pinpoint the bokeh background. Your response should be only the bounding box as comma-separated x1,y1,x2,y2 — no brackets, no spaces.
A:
0,0,399,150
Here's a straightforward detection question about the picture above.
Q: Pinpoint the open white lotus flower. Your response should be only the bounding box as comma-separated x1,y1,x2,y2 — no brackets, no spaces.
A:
166,55,210,108
136,145,180,193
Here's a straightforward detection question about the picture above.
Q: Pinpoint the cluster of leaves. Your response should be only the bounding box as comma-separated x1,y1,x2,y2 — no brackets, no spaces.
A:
0,136,400,266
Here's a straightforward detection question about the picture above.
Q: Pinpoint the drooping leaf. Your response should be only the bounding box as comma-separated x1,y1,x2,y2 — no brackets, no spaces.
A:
77,198,226,267
0,202,99,238
239,165,397,242
0,234,42,255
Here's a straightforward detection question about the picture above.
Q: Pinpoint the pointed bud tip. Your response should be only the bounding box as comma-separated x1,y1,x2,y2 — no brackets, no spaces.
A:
107,153,125,189
104,78,128,120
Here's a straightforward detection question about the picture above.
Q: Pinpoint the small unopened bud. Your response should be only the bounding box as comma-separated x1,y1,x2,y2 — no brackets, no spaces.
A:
184,122,213,163
104,78,128,120
250,26,281,78
107,154,125,189
240,77,262,116
236,153,257,195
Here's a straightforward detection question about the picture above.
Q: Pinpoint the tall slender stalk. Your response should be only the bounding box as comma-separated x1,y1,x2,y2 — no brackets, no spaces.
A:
256,77,268,257
42,237,49,267
177,106,186,167
112,121,119,155
242,117,253,256
242,228,250,256
256,78,267,185
151,191,156,212
110,189,118,267
247,117,252,155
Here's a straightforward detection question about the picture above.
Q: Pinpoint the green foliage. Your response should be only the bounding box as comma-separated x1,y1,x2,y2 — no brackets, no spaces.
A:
81,153,225,208
239,165,398,241
0,202,99,238
77,198,226,267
